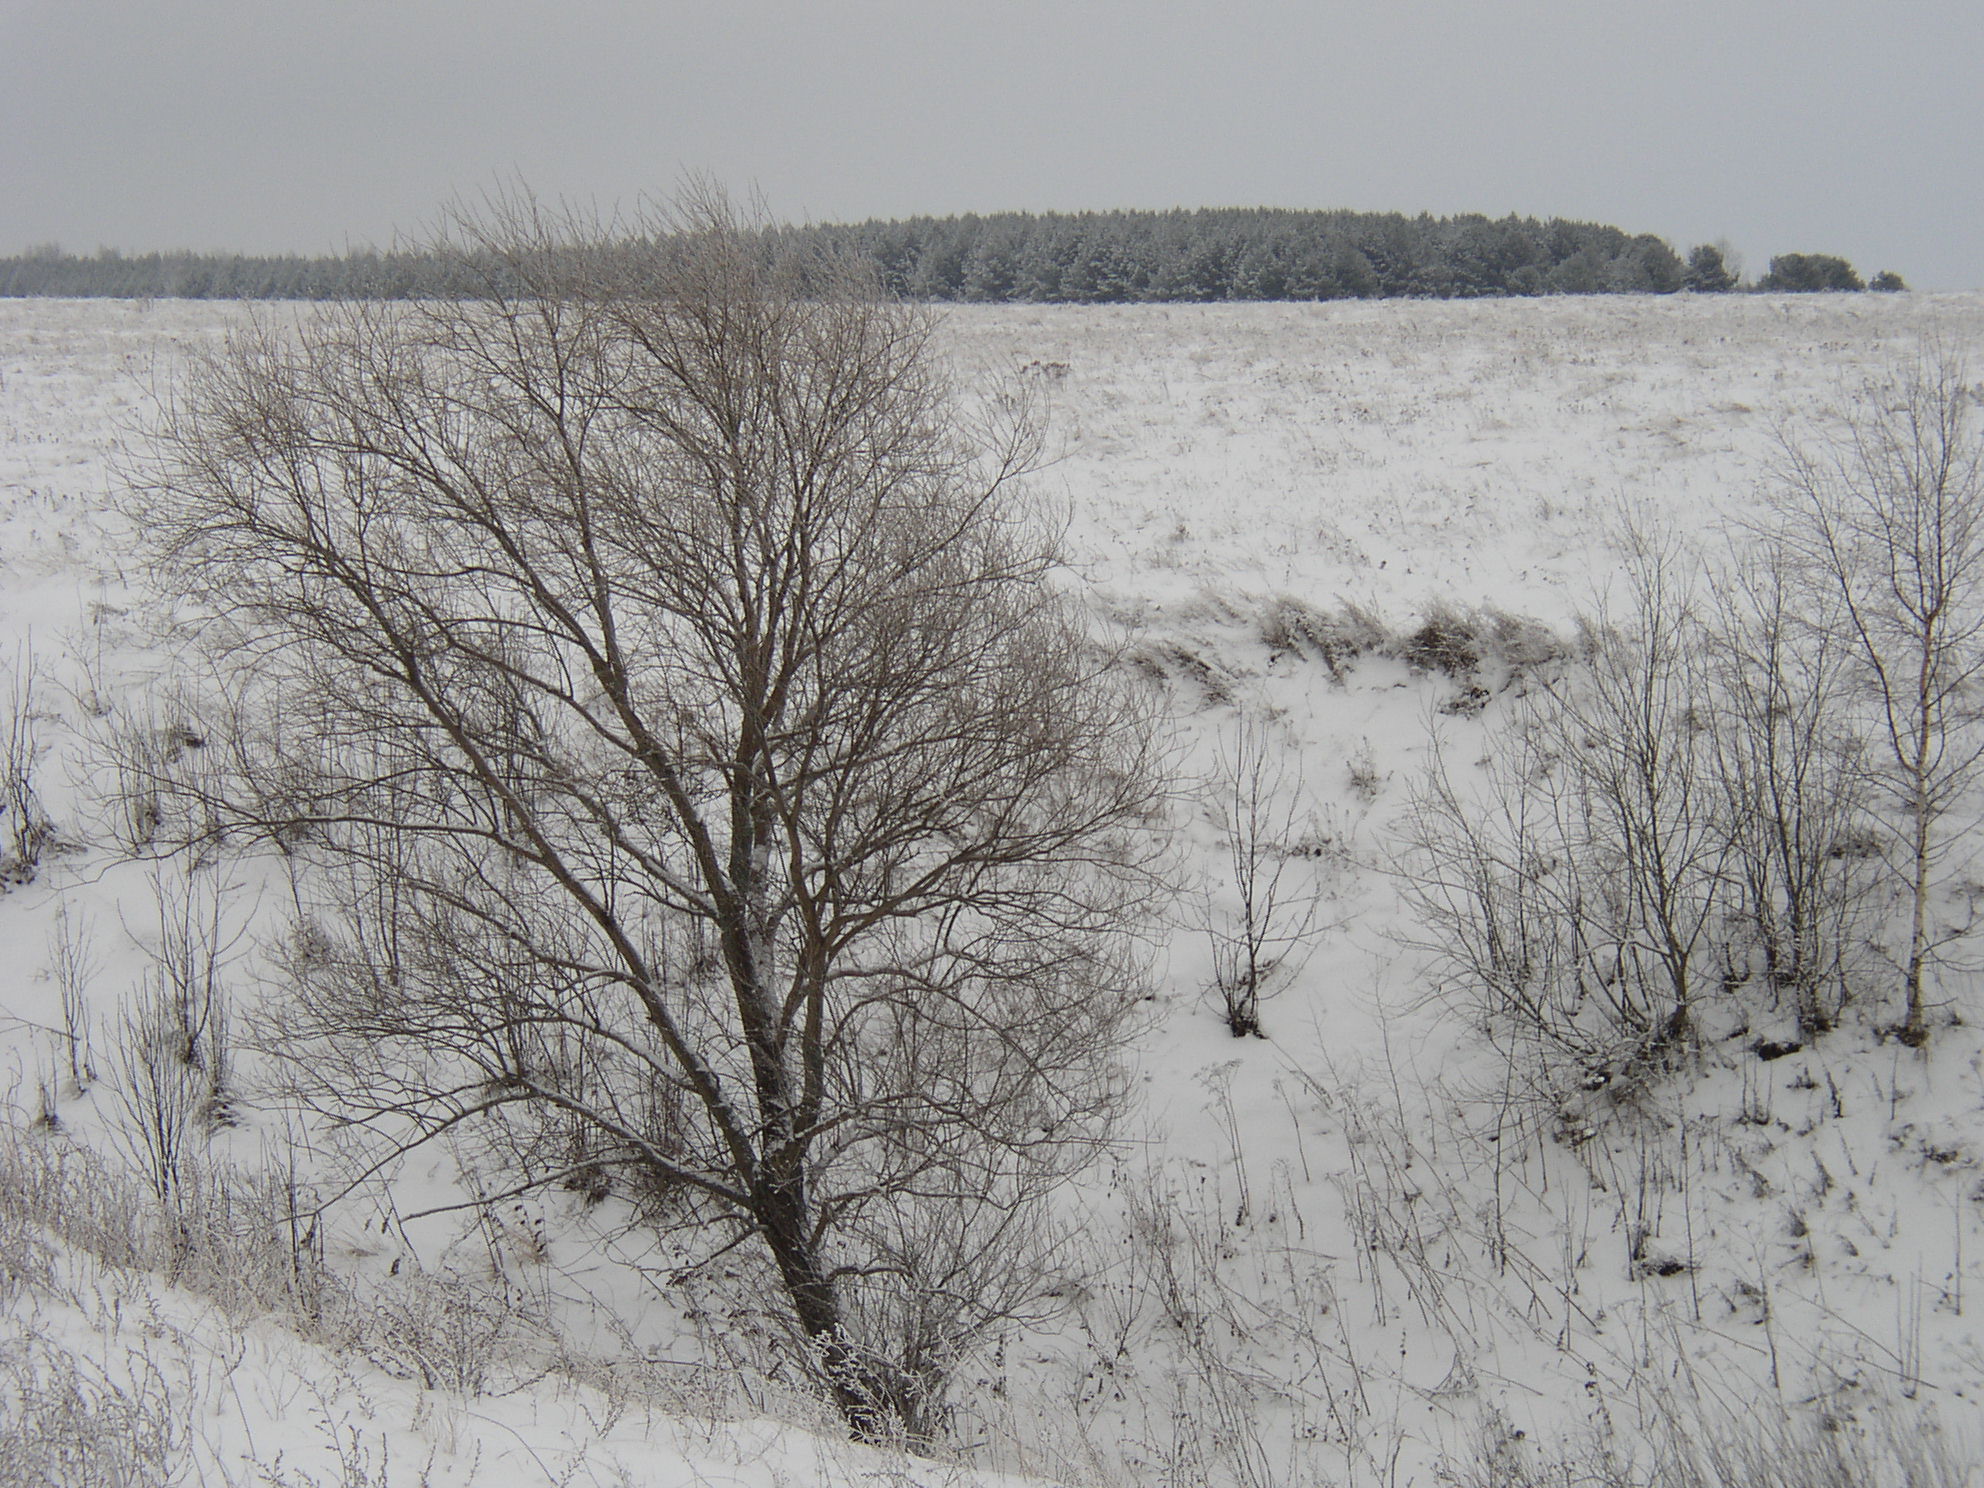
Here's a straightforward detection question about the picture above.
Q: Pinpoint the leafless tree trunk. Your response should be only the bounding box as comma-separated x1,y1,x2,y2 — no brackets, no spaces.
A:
1771,351,1984,1045
138,188,1164,1440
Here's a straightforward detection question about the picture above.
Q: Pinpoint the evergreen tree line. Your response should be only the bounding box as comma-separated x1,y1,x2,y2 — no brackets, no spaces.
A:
0,246,477,300
0,210,1899,302
779,209,1698,301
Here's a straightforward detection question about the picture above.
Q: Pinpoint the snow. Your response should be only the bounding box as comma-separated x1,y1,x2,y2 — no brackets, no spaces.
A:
6,291,1984,1484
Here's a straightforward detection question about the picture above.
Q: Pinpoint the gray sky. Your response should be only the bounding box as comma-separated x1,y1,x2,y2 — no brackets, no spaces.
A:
4,0,1979,288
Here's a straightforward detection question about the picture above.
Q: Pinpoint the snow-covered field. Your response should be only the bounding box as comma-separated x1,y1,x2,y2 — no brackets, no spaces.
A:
5,291,1984,1485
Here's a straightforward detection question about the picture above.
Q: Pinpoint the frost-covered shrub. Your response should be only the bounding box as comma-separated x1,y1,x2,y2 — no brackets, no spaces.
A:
1256,595,1391,682
0,662,53,889
1457,1389,1970,1488
1401,606,1482,679
0,1333,186,1488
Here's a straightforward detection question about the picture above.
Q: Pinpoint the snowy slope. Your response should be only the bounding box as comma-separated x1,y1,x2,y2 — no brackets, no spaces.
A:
5,292,1984,1485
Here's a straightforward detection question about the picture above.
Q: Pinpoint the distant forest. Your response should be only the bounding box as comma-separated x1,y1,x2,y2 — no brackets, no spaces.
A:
778,210,1697,300
0,209,1888,302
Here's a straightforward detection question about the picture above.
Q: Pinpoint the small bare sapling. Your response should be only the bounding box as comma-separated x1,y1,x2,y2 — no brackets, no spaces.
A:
1,650,54,886
1201,720,1330,1037
50,901,99,1092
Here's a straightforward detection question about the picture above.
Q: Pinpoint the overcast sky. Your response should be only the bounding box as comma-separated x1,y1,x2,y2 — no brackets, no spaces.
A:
4,0,1979,288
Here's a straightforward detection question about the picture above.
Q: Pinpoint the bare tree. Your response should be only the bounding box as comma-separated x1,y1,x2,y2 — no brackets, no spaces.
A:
139,190,1163,1439
1200,720,1327,1038
0,649,52,887
1703,543,1877,1040
111,976,204,1213
49,902,99,1092
1403,531,1731,1093
1772,351,1984,1045
1404,715,1602,1083
1535,533,1730,1053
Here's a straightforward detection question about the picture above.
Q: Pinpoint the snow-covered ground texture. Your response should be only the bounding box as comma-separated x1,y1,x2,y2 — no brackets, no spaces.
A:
7,291,1984,1486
